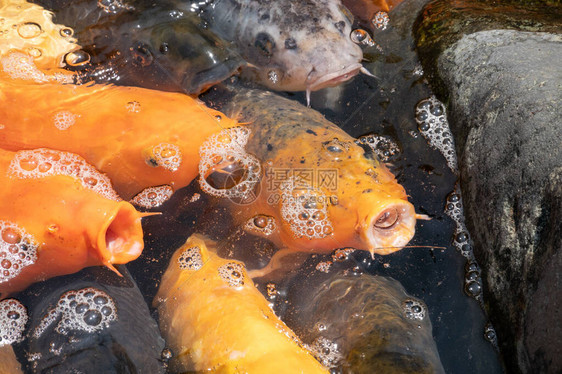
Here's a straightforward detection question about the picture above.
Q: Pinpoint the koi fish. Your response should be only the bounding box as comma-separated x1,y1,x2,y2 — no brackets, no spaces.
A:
154,234,329,373
198,86,424,277
14,265,166,373
283,271,445,373
33,0,245,94
0,148,145,297
0,52,238,200
182,0,369,101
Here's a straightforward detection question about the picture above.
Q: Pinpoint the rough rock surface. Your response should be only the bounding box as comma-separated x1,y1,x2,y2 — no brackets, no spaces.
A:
432,29,562,373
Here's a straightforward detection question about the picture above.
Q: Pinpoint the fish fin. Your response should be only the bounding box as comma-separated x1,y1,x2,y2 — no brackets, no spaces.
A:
306,89,311,108
104,262,123,277
415,213,431,220
248,248,309,281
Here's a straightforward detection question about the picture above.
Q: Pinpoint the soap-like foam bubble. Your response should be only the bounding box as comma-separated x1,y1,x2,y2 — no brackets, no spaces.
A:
280,180,333,240
357,134,401,162
0,221,38,284
145,143,182,172
218,262,245,287
0,52,73,83
53,110,77,130
332,248,355,262
243,215,277,236
402,298,427,321
9,148,121,201
372,11,390,30
198,127,261,201
33,287,117,337
177,246,203,271
415,96,458,173
130,185,173,209
307,336,342,368
315,261,332,273
0,298,28,346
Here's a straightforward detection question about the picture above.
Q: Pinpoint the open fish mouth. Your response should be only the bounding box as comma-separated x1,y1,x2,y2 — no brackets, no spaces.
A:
306,63,363,92
361,200,417,256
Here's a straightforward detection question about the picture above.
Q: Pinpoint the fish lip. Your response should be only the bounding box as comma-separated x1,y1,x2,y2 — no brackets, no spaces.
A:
306,63,363,91
362,201,417,255
98,201,145,265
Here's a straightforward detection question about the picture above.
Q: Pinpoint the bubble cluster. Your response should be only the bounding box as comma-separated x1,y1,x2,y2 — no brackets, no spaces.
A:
315,261,332,273
402,298,426,321
307,336,342,368
34,287,116,337
350,29,376,47
218,262,245,287
97,0,133,13
0,299,28,346
53,110,77,130
244,215,277,236
332,248,355,262
0,52,73,83
130,185,173,209
464,261,483,299
372,11,390,30
357,134,401,162
280,182,333,240
177,246,203,271
9,149,121,201
126,101,141,113
145,143,182,172
414,96,458,173
199,127,261,202
0,221,38,284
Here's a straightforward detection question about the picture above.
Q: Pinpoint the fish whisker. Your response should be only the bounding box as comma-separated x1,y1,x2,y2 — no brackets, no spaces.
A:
360,66,378,79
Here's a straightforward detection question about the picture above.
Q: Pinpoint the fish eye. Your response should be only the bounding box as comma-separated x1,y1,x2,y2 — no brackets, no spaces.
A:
284,38,297,50
374,208,399,229
254,32,275,57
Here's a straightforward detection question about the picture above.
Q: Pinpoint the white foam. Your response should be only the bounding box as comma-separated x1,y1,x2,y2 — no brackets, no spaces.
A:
198,127,261,200
177,246,203,271
0,221,38,284
53,111,77,130
402,298,427,321
307,336,342,368
415,96,458,173
217,262,245,287
147,143,182,172
130,185,173,209
33,287,117,337
9,148,121,201
0,298,28,346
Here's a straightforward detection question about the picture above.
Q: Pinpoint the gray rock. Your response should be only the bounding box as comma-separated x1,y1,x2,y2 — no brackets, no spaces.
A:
437,30,562,373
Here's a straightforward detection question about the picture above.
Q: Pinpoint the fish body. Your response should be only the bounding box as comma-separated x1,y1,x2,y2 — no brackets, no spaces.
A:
283,272,445,373
0,56,238,199
0,148,145,296
14,265,165,373
34,0,245,94
201,87,417,267
182,0,363,93
76,7,245,94
154,234,328,373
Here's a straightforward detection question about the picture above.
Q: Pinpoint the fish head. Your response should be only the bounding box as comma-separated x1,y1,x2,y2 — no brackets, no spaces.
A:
243,1,363,92
259,131,416,256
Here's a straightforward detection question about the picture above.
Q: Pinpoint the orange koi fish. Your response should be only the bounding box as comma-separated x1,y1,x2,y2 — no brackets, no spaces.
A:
0,52,238,200
199,87,425,277
154,234,329,373
0,148,146,297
